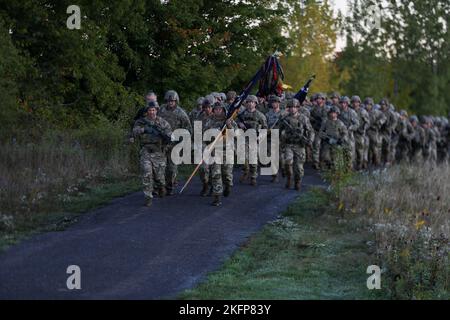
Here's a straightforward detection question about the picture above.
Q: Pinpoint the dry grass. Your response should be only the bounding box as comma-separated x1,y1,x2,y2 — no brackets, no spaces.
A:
337,164,449,299
0,125,139,232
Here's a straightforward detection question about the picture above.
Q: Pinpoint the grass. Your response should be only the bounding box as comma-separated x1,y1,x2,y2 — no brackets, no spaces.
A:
0,176,141,252
180,188,387,300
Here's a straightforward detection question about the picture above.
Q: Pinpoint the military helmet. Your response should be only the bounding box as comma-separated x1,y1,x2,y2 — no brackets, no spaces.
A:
373,104,381,111
340,96,350,104
310,93,318,101
226,91,237,100
364,97,374,105
351,95,361,103
220,92,226,102
146,101,158,110
330,91,340,99
203,94,215,106
245,95,258,103
328,106,340,114
287,98,300,108
419,115,427,124
196,97,204,105
164,90,179,103
410,115,418,123
316,92,326,100
202,100,212,108
269,95,281,103
379,98,389,106
399,110,408,117
213,101,226,111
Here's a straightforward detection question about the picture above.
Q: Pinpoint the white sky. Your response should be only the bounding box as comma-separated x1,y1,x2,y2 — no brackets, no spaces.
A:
331,0,349,51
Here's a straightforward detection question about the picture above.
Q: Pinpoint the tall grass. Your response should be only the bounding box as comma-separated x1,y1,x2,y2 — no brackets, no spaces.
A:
336,164,449,299
0,121,139,232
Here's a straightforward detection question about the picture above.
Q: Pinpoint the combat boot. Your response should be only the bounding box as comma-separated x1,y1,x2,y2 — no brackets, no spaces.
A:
250,178,257,186
158,187,166,198
144,197,152,207
223,184,231,197
271,174,279,183
212,195,222,206
313,163,320,170
294,180,301,191
200,182,209,197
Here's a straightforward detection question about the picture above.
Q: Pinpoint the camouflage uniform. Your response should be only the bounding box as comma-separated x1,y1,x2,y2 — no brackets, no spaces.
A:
319,110,349,170
189,97,204,125
265,98,286,181
410,116,426,164
203,111,236,204
380,101,398,165
395,111,415,163
423,121,437,165
279,108,314,190
352,97,370,170
310,98,328,168
238,99,268,182
338,98,360,168
365,99,386,166
133,115,172,203
158,91,192,194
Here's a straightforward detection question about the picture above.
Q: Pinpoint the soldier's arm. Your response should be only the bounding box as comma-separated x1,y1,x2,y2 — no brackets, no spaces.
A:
132,120,145,138
349,111,360,132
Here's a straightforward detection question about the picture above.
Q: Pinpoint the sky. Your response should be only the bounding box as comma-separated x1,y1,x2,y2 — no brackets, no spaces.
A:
331,0,349,51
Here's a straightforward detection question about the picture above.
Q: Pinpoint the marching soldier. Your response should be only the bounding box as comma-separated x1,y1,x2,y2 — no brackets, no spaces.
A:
396,110,415,163
279,99,314,191
410,115,426,164
351,96,370,170
379,98,398,166
266,95,285,182
338,96,359,169
319,106,349,170
133,103,172,207
237,95,268,186
310,93,328,169
203,102,236,206
364,98,386,167
159,90,192,195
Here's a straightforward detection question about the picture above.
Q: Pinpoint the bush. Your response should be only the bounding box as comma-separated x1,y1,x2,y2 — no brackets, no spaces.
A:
0,120,139,232
335,164,450,299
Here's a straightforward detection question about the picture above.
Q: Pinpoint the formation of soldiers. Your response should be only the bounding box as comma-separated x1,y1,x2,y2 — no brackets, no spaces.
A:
131,90,450,207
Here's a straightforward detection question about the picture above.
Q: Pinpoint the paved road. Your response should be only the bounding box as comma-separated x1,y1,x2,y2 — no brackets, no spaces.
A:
0,167,325,299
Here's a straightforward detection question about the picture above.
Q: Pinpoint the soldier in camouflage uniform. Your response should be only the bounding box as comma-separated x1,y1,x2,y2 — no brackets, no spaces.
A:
225,91,237,111
279,99,314,191
189,97,204,125
379,99,398,166
158,90,193,195
435,117,448,164
196,97,214,196
310,93,328,169
237,95,268,186
133,103,172,207
395,110,415,163
203,102,236,206
410,115,426,164
422,117,437,165
319,106,349,170
265,95,286,182
351,96,370,170
329,92,340,107
257,96,269,114
338,96,360,169
364,98,386,167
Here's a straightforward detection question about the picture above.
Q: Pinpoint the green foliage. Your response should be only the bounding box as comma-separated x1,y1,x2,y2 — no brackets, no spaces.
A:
337,0,450,115
0,0,289,134
281,0,339,92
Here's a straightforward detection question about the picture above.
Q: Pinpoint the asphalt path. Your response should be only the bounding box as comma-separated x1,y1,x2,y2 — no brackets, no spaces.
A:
0,166,325,299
